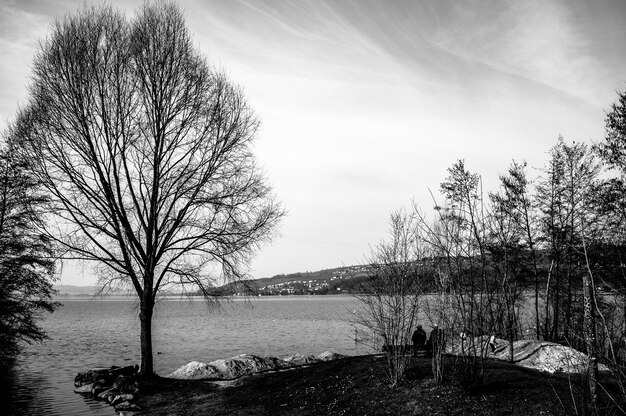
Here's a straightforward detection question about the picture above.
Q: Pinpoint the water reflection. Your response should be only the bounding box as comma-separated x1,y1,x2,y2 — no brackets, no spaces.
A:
1,358,34,416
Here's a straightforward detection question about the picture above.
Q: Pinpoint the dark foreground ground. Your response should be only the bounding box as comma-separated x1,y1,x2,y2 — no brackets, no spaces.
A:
135,355,619,415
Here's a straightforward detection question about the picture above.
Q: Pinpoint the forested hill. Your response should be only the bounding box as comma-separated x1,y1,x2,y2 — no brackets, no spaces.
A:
54,285,99,296
217,265,372,296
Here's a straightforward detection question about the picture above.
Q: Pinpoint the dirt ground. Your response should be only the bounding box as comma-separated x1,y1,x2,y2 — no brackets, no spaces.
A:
132,354,616,415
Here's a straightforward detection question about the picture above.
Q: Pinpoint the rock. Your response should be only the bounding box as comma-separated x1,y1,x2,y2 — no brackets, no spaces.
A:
113,374,139,393
167,361,223,380
168,352,349,380
73,383,94,394
75,365,137,388
514,342,609,374
74,369,107,387
74,374,86,387
113,373,140,393
168,355,289,380
210,354,290,379
119,379,140,394
446,336,609,374
113,375,126,389
109,364,139,378
97,388,118,400
317,351,347,361
91,383,110,397
282,354,318,366
114,401,141,411
111,394,135,406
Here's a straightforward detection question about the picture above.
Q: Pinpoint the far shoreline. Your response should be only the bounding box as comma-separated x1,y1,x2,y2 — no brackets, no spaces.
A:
53,294,358,301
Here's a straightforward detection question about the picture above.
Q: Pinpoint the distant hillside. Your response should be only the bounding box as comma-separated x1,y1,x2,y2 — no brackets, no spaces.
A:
218,265,372,296
54,285,99,296
54,285,133,297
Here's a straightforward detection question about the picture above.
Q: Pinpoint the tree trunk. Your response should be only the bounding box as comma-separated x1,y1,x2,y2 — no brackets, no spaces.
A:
565,262,572,341
553,262,560,341
544,260,554,341
534,269,540,340
582,259,598,414
139,298,154,377
508,301,515,363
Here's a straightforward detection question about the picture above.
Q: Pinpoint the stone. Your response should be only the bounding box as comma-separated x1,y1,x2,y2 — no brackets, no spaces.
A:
317,351,347,361
282,354,318,366
168,352,349,380
74,373,87,387
73,383,94,394
75,365,138,388
91,381,109,396
167,355,289,380
109,364,139,379
114,401,141,411
97,388,118,400
209,354,290,379
118,377,140,394
113,375,126,389
446,336,610,374
74,370,106,387
110,394,135,406
167,361,223,380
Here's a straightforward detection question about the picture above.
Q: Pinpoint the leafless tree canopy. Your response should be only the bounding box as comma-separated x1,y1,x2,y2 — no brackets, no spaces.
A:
10,2,284,374
353,209,426,385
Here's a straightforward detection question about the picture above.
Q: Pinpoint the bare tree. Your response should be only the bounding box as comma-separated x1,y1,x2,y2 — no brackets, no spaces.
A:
353,209,426,386
541,139,602,413
420,160,513,389
536,143,568,341
498,161,541,339
488,187,525,362
11,2,283,376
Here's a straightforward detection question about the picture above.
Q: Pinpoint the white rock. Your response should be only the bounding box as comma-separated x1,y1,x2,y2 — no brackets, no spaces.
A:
282,354,318,366
167,361,222,380
73,384,94,394
168,352,348,380
447,336,609,374
202,354,288,379
317,351,347,361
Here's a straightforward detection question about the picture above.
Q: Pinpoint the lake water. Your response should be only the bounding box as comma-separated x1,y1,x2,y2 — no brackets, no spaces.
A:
3,295,372,416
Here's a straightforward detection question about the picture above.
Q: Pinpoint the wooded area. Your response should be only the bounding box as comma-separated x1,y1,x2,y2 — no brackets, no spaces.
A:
356,91,626,414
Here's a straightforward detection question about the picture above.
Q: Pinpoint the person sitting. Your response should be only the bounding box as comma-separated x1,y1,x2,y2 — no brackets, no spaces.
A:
428,324,445,356
411,325,427,355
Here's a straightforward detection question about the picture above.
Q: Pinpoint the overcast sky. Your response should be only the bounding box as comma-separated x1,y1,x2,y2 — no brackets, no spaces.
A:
1,0,626,286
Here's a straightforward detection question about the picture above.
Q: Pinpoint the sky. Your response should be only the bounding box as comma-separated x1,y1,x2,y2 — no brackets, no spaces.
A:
1,0,626,286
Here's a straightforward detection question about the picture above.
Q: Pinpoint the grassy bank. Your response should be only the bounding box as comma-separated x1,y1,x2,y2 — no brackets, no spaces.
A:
134,354,592,415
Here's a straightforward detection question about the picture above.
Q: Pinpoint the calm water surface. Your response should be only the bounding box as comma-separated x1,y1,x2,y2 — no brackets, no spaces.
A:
4,296,371,415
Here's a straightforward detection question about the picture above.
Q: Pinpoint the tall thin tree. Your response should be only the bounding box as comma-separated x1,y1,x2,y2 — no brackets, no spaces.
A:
0,144,58,359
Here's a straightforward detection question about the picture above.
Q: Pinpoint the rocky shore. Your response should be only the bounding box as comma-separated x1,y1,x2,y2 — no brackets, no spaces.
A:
72,341,606,415
73,364,142,412
73,351,347,414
